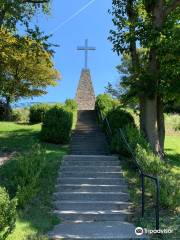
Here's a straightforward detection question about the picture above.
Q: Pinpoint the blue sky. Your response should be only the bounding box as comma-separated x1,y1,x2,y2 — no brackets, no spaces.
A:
24,0,120,104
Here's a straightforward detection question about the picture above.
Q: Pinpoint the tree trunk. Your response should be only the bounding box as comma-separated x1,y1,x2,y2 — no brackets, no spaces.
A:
143,0,165,154
139,96,146,135
157,95,165,155
4,96,12,121
144,96,160,153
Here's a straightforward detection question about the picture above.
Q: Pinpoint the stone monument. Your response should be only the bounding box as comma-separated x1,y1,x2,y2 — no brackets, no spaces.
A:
75,39,96,110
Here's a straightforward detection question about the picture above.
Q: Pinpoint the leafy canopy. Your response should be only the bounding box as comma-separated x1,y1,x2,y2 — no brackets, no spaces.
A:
0,28,60,103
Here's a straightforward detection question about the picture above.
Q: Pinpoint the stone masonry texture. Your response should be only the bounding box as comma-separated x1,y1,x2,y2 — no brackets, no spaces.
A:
76,69,96,110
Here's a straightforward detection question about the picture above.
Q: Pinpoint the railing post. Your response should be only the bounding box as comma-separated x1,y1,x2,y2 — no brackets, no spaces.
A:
156,177,160,230
141,174,145,218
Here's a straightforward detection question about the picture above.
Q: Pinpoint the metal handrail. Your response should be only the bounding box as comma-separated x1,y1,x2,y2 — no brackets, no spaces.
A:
96,107,160,230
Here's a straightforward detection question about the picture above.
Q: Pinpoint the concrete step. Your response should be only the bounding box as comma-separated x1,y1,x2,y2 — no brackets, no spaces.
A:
70,152,109,156
70,147,108,151
53,200,132,211
72,134,106,138
55,184,128,192
75,127,100,130
70,142,107,146
60,166,122,172
57,177,126,185
48,221,145,239
63,155,118,161
70,148,108,152
71,135,106,138
70,141,107,145
71,139,107,142
59,172,124,178
62,160,119,166
53,192,129,201
53,209,132,222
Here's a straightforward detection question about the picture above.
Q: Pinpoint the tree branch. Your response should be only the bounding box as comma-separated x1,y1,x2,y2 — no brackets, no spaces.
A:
164,0,180,17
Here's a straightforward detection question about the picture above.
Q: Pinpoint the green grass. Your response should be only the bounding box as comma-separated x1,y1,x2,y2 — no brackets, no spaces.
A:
165,136,180,175
0,122,68,240
0,122,41,154
118,112,180,239
165,114,180,135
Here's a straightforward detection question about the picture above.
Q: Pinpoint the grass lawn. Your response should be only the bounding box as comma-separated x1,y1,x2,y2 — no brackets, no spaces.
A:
0,122,68,240
165,135,180,175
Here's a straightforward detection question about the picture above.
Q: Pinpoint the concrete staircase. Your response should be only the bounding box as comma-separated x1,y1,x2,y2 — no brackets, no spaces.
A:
70,110,109,155
49,111,145,239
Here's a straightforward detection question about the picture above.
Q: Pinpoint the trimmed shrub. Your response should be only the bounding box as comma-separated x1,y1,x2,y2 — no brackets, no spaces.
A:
95,94,115,117
41,105,73,144
107,107,135,134
0,187,17,240
12,108,29,123
29,104,51,124
0,145,46,208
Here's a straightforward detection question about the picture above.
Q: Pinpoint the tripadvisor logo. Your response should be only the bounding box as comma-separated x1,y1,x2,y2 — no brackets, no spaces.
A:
135,227,144,236
135,227,173,235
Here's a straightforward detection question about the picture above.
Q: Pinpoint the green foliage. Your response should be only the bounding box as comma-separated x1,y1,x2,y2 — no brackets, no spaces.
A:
0,28,60,106
0,1,51,31
27,235,49,240
165,113,180,133
12,108,29,123
95,94,118,117
65,99,78,111
41,105,73,144
64,99,78,129
0,145,46,208
107,107,135,134
110,132,129,155
136,144,180,208
0,122,68,239
29,104,51,124
175,123,180,131
103,106,135,154
114,125,180,208
0,187,17,240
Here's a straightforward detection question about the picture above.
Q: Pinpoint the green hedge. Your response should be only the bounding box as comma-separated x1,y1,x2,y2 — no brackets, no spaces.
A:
107,107,135,134
0,187,17,240
64,99,78,129
41,105,73,144
29,104,51,124
12,108,30,123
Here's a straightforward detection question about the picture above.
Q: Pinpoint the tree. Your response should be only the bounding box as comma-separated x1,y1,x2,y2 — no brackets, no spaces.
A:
0,0,50,29
109,0,180,156
0,28,59,119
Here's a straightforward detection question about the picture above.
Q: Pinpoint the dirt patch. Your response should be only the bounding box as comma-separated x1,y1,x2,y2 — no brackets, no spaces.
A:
0,152,16,166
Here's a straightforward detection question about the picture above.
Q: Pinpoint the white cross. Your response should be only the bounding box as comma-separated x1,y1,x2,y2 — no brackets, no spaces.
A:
77,39,96,69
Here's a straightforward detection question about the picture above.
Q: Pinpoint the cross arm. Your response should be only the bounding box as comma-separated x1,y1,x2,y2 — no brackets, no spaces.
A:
77,47,96,50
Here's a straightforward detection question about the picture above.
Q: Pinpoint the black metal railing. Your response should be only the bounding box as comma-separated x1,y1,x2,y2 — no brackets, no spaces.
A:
96,107,160,230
